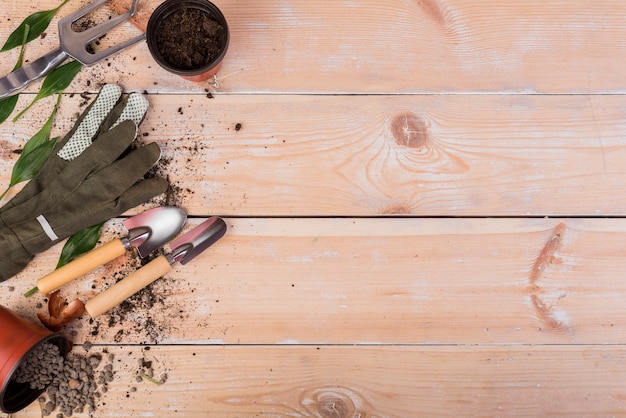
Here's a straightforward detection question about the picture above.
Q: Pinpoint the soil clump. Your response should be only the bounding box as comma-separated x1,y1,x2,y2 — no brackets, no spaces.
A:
155,7,225,70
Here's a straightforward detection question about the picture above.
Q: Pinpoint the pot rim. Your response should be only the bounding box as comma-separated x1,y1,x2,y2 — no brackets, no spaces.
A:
146,0,230,78
0,333,69,414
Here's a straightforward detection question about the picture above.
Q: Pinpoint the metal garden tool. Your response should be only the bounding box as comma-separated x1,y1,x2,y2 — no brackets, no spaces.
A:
35,206,187,295
0,0,144,99
85,216,227,318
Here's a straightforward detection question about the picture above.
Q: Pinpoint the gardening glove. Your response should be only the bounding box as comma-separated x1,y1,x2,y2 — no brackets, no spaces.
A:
0,121,167,281
1,84,150,214
0,86,167,281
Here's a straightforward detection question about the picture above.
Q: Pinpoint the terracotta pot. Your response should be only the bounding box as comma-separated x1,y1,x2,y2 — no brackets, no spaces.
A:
146,0,230,82
0,305,69,414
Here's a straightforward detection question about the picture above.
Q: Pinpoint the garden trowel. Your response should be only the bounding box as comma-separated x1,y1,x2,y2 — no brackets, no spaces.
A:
84,216,227,318
35,206,187,295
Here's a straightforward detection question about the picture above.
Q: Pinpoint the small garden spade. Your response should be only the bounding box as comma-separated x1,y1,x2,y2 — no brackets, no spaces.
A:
84,217,227,318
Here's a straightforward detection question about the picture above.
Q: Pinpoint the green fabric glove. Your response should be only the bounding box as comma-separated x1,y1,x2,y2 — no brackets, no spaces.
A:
1,84,149,213
0,86,167,281
0,121,167,281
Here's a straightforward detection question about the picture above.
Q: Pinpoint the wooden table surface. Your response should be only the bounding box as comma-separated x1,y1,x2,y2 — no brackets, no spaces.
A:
2,0,626,416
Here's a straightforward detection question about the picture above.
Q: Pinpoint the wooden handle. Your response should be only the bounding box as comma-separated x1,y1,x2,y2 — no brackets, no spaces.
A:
84,255,172,318
37,239,127,295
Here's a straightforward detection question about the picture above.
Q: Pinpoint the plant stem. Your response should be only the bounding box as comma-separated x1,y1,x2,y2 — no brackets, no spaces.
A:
16,24,29,68
140,374,164,385
24,286,38,297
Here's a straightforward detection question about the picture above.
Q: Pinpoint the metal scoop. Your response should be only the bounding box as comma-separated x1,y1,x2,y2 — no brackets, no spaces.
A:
85,217,227,318
35,206,187,295
0,0,145,99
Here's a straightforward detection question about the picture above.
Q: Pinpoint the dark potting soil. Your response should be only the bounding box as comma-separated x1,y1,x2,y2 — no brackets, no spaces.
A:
156,7,224,70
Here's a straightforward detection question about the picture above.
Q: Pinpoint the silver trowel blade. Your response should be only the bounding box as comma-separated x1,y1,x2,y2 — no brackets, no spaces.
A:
123,206,187,258
169,217,227,265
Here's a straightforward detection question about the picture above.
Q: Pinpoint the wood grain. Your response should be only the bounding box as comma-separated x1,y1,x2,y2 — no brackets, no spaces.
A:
2,94,626,216
6,345,626,417
1,0,626,93
0,0,625,416
2,217,626,346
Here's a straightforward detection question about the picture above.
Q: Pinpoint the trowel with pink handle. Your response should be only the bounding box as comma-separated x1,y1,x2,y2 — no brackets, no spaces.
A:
85,216,227,317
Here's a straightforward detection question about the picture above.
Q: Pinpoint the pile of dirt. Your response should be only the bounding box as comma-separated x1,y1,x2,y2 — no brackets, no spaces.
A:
84,244,200,345
13,342,63,391
12,341,116,417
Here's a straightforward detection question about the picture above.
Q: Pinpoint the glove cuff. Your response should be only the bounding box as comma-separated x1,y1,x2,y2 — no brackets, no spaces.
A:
0,211,61,261
0,223,35,281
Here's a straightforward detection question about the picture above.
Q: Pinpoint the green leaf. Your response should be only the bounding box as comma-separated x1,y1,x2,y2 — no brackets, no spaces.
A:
13,60,82,121
6,94,61,189
9,137,57,186
0,95,19,125
0,24,30,124
23,94,60,154
0,94,61,200
1,0,71,52
56,223,104,268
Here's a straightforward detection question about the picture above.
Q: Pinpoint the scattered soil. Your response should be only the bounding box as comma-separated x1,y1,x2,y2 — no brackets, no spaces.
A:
146,150,194,208
84,234,196,344
85,248,173,344
155,7,225,70
71,17,102,54
71,17,97,33
136,357,168,385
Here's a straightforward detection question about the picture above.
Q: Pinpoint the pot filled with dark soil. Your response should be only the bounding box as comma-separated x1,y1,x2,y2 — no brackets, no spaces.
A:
146,0,230,82
0,305,69,413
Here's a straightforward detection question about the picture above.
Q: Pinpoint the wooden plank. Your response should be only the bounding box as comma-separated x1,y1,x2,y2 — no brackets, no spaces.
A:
2,94,626,216
1,0,626,93
3,217,626,345
0,1,625,416
6,344,626,417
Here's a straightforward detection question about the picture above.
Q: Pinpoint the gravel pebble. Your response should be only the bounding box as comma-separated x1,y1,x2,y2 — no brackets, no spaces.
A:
12,342,63,390
42,347,115,417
